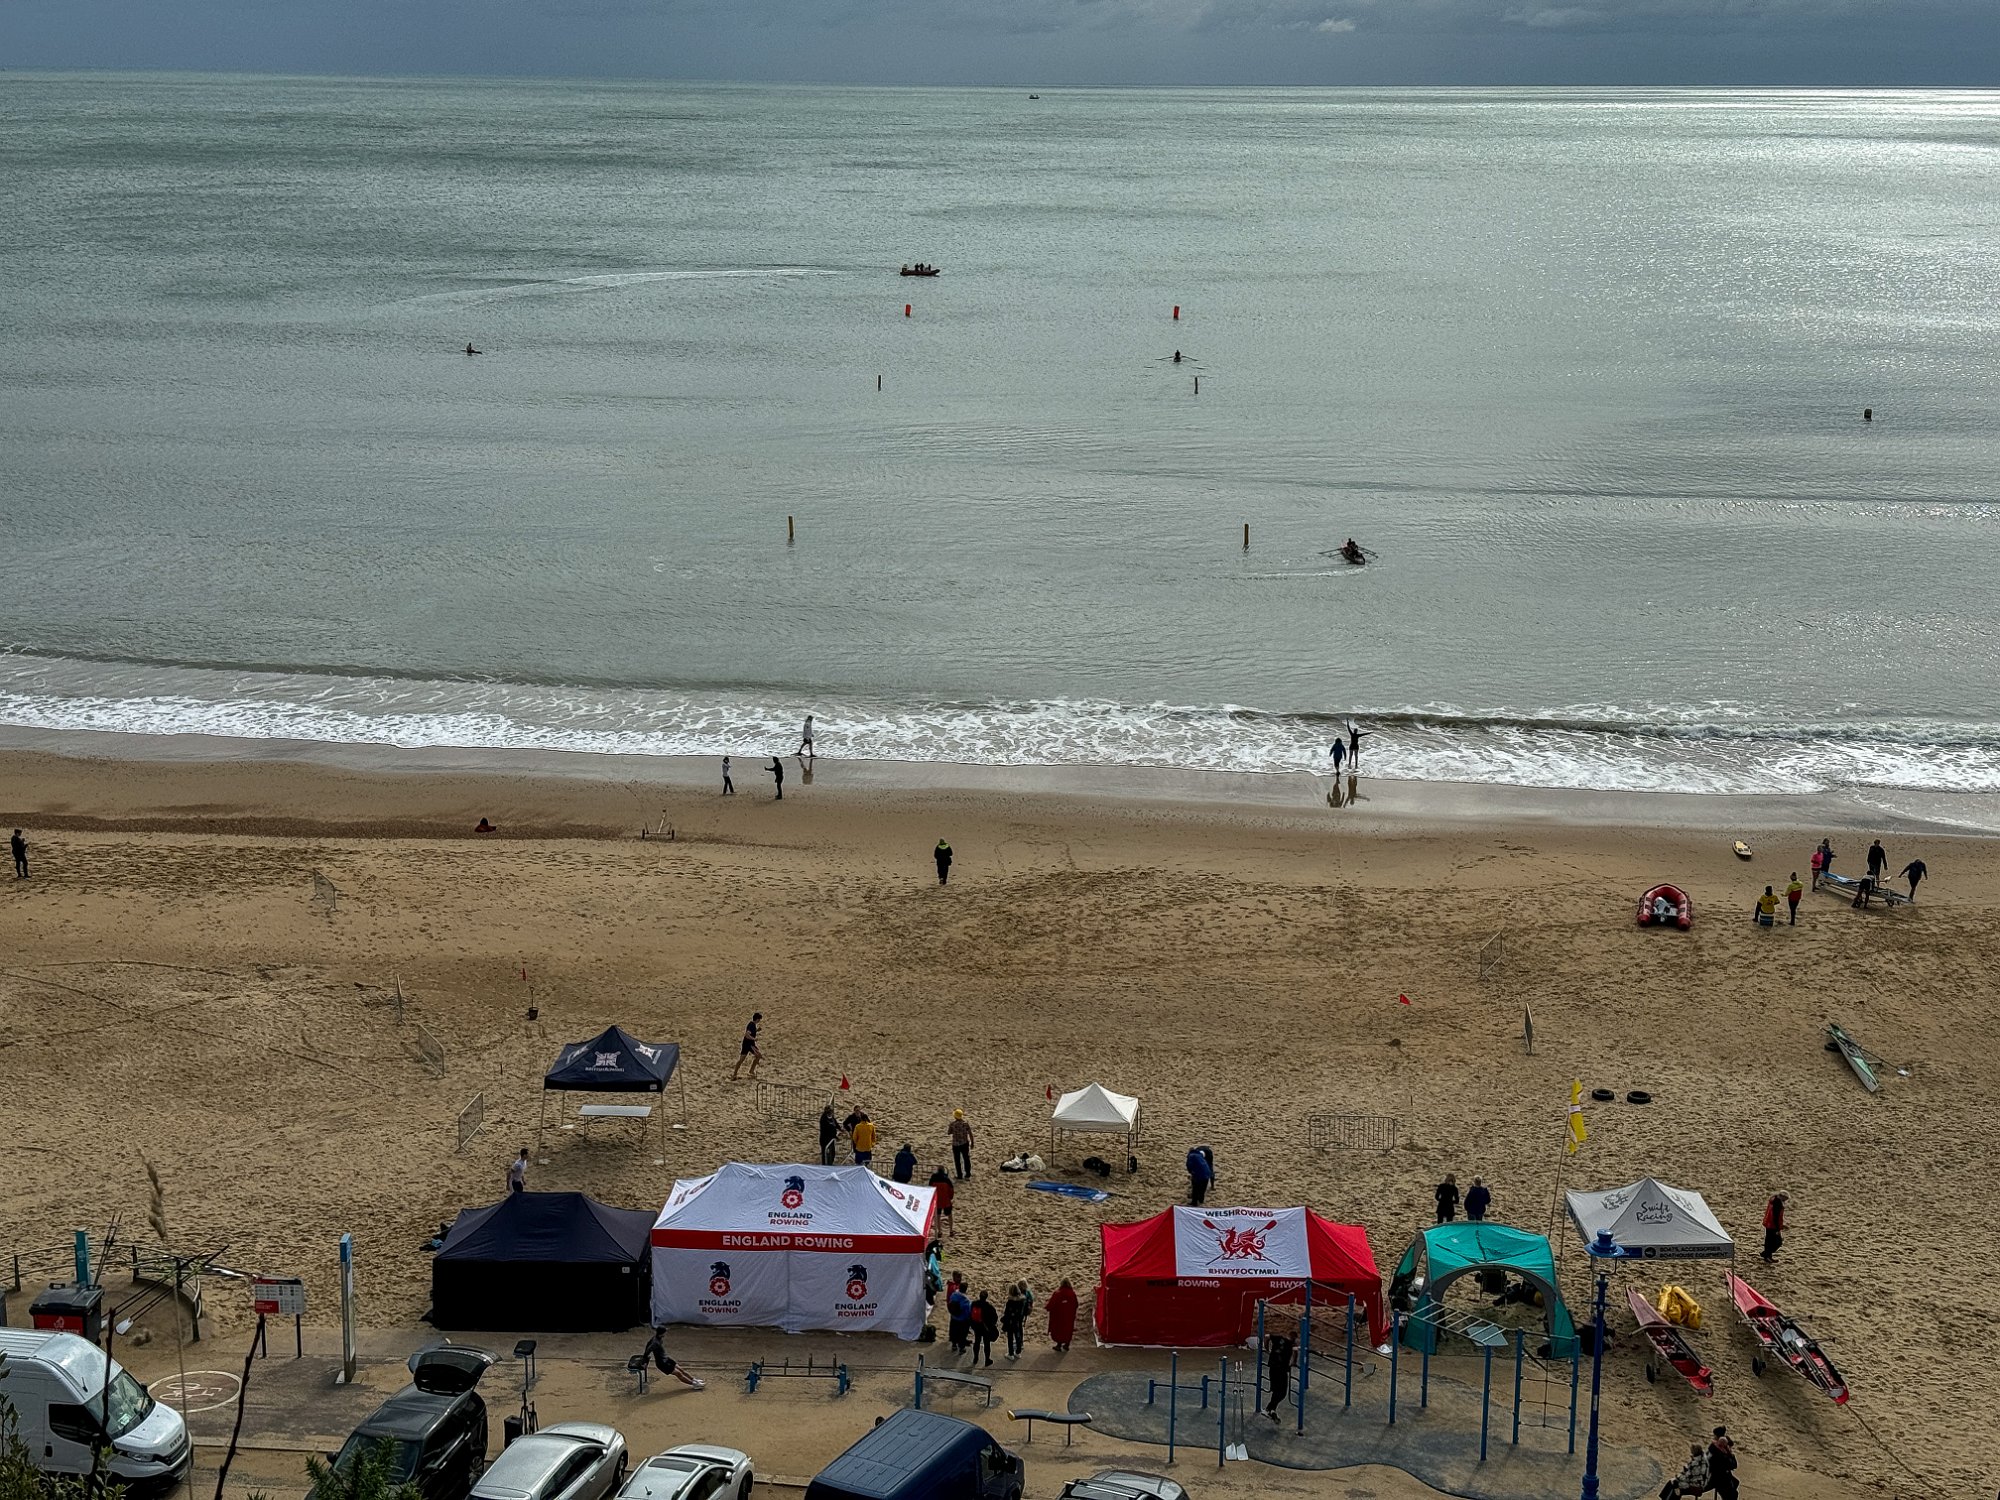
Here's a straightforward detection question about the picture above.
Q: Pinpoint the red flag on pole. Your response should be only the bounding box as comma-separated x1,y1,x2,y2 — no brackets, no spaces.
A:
1045,1084,1053,1101
1398,992,1411,1006
839,1075,851,1091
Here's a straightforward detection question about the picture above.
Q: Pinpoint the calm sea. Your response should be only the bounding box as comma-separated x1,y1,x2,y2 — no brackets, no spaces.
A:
4,75,1999,795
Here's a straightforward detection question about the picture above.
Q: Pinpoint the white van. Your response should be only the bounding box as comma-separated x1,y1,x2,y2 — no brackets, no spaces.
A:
0,1328,192,1495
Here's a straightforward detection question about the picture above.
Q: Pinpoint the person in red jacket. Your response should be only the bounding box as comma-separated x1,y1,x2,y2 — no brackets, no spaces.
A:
1046,1279,1079,1352
1761,1192,1788,1263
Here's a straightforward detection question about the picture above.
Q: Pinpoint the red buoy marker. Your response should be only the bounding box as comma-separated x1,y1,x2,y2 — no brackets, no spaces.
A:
904,304,911,317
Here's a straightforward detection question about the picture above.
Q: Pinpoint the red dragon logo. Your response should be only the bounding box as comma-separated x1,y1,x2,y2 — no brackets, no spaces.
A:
1202,1217,1279,1264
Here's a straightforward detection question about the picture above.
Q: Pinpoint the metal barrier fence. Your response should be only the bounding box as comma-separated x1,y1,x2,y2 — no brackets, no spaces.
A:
1307,1112,1400,1152
1478,929,1506,980
456,1093,486,1152
415,1025,447,1076
754,1080,828,1121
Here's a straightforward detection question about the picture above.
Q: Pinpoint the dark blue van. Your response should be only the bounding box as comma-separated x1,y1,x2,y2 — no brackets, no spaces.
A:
804,1410,1024,1500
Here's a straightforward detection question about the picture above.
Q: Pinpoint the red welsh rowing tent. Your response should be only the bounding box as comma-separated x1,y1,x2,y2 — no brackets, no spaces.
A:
1096,1205,1387,1346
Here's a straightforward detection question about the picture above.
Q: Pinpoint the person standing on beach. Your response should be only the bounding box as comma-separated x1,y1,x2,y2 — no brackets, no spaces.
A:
1866,839,1888,883
1349,722,1366,770
1899,857,1927,901
1755,886,1779,927
929,1166,955,1236
1761,1192,1787,1263
721,756,734,796
946,1283,972,1354
949,1110,975,1179
1817,838,1835,886
768,758,784,799
1435,1173,1460,1223
850,1111,877,1168
1264,1330,1296,1420
970,1291,999,1366
1464,1177,1491,1222
1186,1144,1214,1206
731,1012,763,1080
10,829,26,879
797,714,815,758
892,1141,918,1183
508,1148,529,1195
818,1103,839,1164
1002,1282,1029,1360
1786,872,1804,924
934,838,953,886
1047,1279,1078,1351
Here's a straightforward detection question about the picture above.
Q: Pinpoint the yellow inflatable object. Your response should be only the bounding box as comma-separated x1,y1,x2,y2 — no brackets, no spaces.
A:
1657,1284,1702,1330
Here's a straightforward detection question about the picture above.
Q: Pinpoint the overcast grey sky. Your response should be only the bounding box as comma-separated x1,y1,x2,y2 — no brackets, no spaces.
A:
4,0,1996,86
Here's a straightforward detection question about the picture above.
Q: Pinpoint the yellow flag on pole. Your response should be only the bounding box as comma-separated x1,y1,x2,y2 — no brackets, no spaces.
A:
1567,1080,1588,1153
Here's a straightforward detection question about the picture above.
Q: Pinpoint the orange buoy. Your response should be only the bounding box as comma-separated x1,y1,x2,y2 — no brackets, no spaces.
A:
904,304,911,317
1173,305,1180,320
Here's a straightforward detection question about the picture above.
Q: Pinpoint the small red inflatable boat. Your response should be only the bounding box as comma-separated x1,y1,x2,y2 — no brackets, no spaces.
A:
1637,884,1693,929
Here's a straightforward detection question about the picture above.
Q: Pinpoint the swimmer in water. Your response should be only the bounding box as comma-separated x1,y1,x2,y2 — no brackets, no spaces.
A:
1172,350,1182,363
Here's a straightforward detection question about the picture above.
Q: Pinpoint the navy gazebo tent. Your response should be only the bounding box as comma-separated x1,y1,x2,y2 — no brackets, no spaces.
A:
431,1190,654,1331
535,1026,683,1164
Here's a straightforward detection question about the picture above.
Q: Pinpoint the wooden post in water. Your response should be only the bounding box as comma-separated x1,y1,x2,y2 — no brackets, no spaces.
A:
787,516,795,544
1243,523,1249,550
877,374,882,391
1194,376,1200,395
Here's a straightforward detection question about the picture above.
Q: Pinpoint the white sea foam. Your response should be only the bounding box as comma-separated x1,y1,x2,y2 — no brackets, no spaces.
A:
3,654,1997,797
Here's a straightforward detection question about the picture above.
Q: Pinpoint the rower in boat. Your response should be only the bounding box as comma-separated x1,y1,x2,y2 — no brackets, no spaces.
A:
1340,537,1367,565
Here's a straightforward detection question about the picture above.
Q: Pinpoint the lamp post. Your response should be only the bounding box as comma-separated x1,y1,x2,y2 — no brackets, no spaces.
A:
1579,1230,1614,1500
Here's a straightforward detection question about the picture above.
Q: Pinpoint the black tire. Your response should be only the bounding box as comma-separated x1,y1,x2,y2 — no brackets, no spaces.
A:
739,1475,753,1500
1625,1090,1652,1105
1645,1362,1656,1384
1751,1355,1766,1377
1590,1088,1615,1103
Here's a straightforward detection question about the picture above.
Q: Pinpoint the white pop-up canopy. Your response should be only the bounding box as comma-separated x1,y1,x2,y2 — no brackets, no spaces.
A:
1050,1083,1141,1161
650,1163,936,1338
1564,1176,1735,1261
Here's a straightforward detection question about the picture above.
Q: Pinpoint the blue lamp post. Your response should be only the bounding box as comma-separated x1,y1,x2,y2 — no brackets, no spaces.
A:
1579,1229,1615,1500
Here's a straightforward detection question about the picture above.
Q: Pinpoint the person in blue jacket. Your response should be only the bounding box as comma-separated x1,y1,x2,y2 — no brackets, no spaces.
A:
1186,1144,1215,1206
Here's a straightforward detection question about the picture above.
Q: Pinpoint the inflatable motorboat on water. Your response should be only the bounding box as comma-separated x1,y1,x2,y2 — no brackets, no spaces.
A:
899,264,940,277
1637,884,1693,929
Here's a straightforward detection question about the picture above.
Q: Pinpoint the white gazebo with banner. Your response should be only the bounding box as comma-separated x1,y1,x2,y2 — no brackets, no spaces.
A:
1564,1177,1735,1262
650,1163,936,1339
1049,1083,1141,1164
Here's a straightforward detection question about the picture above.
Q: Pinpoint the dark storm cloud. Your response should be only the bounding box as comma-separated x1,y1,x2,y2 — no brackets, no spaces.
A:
2,0,1996,83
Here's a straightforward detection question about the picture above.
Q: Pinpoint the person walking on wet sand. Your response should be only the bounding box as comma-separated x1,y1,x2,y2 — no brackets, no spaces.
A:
1435,1173,1460,1223
722,756,734,796
1899,857,1927,901
1814,838,1834,888
1786,872,1803,924
934,838,953,886
731,1012,763,1080
1328,738,1346,774
1761,1191,1787,1263
797,714,815,758
10,829,25,879
768,758,783,799
1867,839,1888,884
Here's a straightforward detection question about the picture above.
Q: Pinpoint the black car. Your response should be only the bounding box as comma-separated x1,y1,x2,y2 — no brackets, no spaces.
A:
334,1346,496,1500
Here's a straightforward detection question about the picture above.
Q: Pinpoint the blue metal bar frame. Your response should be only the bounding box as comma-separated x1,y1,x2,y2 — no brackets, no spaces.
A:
1343,1294,1355,1409
1480,1345,1493,1462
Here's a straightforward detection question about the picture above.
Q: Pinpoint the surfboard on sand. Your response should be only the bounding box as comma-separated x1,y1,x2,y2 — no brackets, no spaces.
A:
1733,841,1753,859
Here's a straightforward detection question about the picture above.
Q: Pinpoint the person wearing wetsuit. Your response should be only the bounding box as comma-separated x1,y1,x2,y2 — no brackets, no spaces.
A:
1898,858,1926,901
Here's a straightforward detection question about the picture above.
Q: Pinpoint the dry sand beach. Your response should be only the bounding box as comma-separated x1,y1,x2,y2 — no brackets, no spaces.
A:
2,743,1994,1498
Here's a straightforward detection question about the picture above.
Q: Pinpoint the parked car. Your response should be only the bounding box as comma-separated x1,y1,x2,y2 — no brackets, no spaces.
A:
470,1422,627,1500
0,1329,192,1498
805,1410,1022,1500
617,1444,754,1500
333,1345,495,1500
1057,1473,1187,1500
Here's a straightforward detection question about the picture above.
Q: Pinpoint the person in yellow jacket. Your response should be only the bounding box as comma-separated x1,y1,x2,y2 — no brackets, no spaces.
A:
1785,873,1804,925
1754,886,1778,928
850,1112,877,1168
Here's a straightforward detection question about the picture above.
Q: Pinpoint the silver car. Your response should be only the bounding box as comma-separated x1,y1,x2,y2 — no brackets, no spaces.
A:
616,1445,753,1500
471,1423,628,1500
1057,1474,1186,1500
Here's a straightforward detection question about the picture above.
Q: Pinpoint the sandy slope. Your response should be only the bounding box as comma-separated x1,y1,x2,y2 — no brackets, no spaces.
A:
1,749,1991,1497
